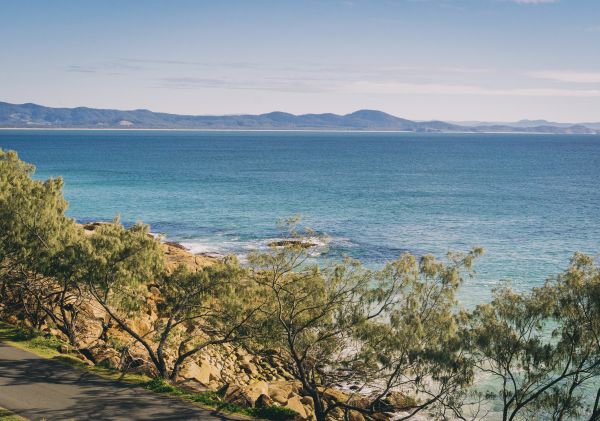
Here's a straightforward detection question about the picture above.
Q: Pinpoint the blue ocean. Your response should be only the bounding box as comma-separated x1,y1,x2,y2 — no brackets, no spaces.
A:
1,130,598,306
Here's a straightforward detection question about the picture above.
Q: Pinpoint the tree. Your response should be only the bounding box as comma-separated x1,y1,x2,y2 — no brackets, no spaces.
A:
83,220,263,379
463,252,600,421
357,250,484,421
248,220,482,421
4,148,600,420
542,253,600,421
153,259,265,380
82,220,165,370
0,149,85,344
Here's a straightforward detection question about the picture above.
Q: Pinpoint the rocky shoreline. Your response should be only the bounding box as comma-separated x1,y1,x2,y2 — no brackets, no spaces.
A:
2,222,403,421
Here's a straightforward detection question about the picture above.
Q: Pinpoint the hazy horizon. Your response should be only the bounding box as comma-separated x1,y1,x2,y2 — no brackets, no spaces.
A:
2,0,600,122
4,99,600,125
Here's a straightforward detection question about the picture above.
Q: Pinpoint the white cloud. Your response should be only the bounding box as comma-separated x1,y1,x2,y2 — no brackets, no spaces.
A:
155,72,600,98
342,81,600,97
510,0,559,4
529,70,600,83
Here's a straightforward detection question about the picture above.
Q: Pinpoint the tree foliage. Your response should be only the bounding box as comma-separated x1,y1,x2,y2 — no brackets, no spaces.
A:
0,149,84,344
155,260,266,380
2,149,600,421
81,220,266,379
463,252,600,421
248,221,484,421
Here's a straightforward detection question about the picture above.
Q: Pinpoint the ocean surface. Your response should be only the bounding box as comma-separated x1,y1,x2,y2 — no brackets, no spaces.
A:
1,130,599,306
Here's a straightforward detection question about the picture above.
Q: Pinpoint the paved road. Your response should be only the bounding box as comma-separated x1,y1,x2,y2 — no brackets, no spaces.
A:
0,341,240,420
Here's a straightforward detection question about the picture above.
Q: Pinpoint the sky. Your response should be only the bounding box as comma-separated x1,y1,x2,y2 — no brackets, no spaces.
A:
1,0,600,122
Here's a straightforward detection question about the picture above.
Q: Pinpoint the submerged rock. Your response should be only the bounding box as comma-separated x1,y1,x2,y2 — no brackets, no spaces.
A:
267,239,317,249
163,241,188,250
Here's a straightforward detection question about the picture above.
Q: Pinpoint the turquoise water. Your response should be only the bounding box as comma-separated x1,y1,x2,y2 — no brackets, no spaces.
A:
1,130,599,305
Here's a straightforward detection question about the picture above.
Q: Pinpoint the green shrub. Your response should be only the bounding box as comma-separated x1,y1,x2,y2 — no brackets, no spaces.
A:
144,377,177,394
251,405,298,421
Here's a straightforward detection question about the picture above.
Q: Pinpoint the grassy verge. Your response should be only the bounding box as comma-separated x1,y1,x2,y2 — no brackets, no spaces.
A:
0,407,27,421
144,377,298,421
0,322,149,385
0,322,296,421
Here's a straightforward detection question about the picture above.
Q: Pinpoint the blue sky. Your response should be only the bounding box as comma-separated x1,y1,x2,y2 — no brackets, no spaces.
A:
1,0,599,121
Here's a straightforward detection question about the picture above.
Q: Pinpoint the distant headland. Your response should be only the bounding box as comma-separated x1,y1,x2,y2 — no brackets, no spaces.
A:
1,101,598,134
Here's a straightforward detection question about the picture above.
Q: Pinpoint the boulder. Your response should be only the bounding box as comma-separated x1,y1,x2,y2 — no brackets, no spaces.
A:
178,379,212,393
149,286,161,297
163,241,188,250
89,346,121,369
224,384,251,407
268,240,317,249
383,391,417,410
130,316,153,337
241,361,259,376
243,380,269,407
348,410,365,421
224,380,269,408
328,407,345,420
286,395,309,419
318,387,349,404
267,380,304,405
48,328,63,338
348,395,370,410
300,396,314,408
58,344,73,354
370,412,393,421
269,387,291,405
180,360,221,386
256,394,274,408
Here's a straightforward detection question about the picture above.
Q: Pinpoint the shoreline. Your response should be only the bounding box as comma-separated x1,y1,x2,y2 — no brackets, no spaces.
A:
1,127,597,135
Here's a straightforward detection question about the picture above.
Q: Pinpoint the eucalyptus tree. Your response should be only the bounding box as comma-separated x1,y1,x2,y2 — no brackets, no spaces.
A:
248,220,482,421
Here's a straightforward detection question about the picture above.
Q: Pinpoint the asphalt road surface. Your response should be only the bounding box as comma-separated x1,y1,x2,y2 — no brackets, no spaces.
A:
0,341,241,420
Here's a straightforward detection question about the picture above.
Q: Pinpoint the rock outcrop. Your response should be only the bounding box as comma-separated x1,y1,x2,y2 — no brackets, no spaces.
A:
223,380,316,420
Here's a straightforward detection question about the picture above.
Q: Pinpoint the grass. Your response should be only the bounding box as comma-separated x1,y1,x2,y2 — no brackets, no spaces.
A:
0,407,27,421
0,322,297,421
0,323,63,359
0,322,149,384
144,378,297,421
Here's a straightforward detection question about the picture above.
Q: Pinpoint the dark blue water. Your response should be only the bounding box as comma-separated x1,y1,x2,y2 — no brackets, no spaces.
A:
2,130,598,305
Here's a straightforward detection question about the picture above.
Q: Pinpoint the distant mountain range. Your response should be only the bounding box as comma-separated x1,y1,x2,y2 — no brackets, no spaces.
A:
453,119,600,131
1,101,598,134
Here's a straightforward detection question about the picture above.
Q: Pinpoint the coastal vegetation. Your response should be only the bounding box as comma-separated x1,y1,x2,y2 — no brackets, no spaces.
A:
462,254,600,421
1,148,599,421
0,321,296,420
